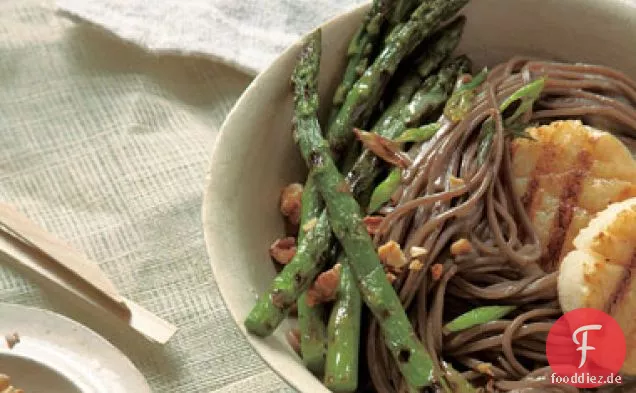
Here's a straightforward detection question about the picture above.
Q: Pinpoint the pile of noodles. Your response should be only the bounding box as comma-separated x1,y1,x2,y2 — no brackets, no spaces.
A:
363,58,636,393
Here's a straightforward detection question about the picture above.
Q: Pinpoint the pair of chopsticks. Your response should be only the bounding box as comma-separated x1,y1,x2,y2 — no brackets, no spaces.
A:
0,203,177,344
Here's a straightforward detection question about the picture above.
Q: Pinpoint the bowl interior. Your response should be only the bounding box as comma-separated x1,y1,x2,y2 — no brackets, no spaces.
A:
203,1,636,392
0,353,82,393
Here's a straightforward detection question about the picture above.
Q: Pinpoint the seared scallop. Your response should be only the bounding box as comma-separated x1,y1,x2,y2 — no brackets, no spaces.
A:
510,120,636,272
558,197,636,375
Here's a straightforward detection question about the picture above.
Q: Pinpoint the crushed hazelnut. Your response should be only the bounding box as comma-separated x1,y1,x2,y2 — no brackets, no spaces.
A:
5,333,19,349
0,373,24,393
306,264,342,307
378,241,408,270
269,237,297,264
476,362,495,377
280,183,303,225
449,175,465,190
386,272,397,284
409,259,424,271
431,264,444,281
409,246,428,258
450,238,473,256
363,215,383,236
302,217,318,232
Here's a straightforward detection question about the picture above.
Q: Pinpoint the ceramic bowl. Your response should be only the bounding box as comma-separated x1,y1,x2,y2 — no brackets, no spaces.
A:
0,303,150,393
203,1,636,391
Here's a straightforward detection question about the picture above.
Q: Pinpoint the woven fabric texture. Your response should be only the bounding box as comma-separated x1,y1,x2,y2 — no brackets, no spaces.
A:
0,0,293,391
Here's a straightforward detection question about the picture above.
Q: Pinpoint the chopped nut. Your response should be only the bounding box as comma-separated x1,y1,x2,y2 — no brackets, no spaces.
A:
306,264,342,307
386,272,397,284
0,373,23,393
409,246,429,258
5,332,19,349
269,237,297,264
431,264,444,280
302,217,318,232
363,215,383,236
450,238,473,256
449,175,465,190
409,259,424,271
280,183,303,225
286,329,301,355
354,128,411,168
476,362,496,377
378,241,408,270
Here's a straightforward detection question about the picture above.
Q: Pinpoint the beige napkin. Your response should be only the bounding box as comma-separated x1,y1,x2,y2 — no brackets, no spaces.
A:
0,0,295,391
56,0,366,74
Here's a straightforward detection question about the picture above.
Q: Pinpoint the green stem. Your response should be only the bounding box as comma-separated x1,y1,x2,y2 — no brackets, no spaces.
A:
292,58,435,387
444,305,517,333
298,293,328,375
324,261,362,392
244,30,327,337
244,211,331,337
327,0,470,156
352,56,470,206
368,167,402,213
330,0,394,118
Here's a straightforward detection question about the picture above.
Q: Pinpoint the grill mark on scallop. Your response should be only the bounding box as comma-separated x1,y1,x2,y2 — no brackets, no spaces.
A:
605,252,636,315
540,150,593,272
521,142,557,211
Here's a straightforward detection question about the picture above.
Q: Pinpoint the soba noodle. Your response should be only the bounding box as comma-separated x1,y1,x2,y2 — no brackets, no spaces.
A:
363,58,636,393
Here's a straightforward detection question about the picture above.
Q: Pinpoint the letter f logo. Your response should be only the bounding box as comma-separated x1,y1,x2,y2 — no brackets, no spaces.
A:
572,324,603,368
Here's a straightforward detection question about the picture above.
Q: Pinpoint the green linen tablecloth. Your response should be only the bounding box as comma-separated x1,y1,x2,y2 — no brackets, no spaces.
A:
0,0,294,391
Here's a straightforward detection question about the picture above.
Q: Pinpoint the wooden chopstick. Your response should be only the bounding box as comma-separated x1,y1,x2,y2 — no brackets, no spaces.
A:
0,203,177,344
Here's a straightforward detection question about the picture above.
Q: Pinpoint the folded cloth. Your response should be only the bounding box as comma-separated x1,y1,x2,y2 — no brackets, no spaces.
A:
56,0,367,75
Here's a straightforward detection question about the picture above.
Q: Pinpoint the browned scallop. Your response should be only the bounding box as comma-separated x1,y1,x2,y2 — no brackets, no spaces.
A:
510,120,636,272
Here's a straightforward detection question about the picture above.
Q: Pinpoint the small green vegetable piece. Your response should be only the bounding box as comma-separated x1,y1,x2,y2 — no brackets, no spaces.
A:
456,67,488,93
443,67,488,122
324,261,362,392
444,305,517,333
394,122,441,143
368,167,402,213
477,77,547,164
501,77,546,125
